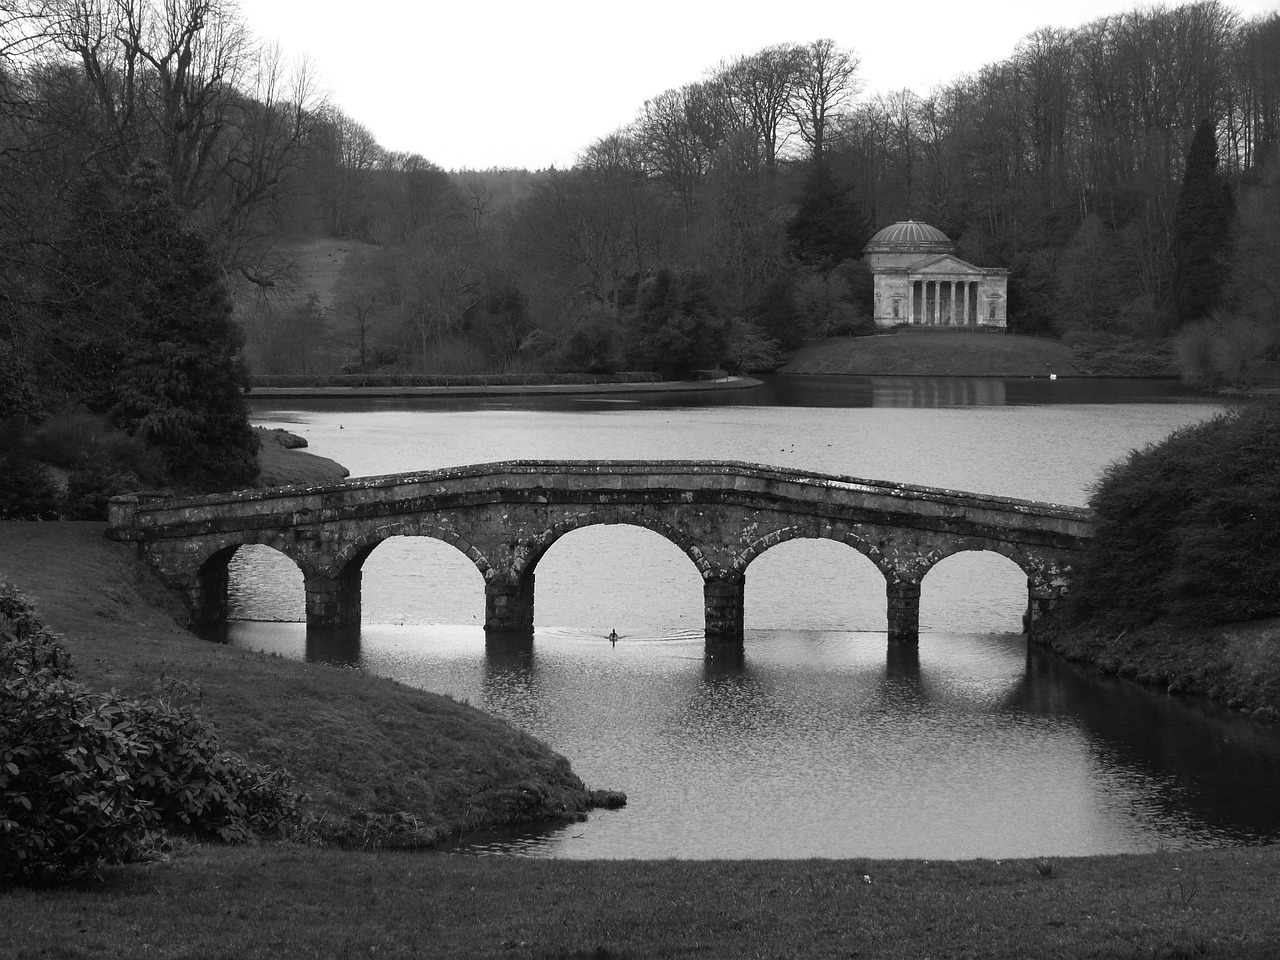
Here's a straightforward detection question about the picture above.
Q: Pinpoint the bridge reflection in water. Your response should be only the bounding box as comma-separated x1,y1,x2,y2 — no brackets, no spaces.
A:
109,460,1092,645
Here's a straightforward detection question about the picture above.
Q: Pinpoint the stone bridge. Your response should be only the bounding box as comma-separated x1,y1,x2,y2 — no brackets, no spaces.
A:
106,460,1094,644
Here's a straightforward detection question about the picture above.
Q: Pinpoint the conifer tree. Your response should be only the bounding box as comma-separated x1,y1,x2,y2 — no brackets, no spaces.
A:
48,161,259,491
1170,118,1235,328
785,161,871,271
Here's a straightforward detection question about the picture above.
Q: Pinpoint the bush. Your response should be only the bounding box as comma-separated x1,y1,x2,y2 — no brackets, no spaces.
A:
22,411,163,520
1071,400,1280,626
0,586,306,885
0,425,62,520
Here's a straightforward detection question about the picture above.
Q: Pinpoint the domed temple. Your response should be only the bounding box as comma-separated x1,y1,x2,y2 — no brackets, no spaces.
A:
864,221,1009,329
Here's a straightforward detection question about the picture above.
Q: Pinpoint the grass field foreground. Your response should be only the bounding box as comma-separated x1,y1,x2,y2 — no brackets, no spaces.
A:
6,845,1280,959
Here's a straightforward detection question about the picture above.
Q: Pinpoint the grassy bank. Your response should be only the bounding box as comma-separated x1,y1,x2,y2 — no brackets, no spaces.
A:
254,427,349,488
0,522,617,846
1032,614,1280,722
780,332,1178,378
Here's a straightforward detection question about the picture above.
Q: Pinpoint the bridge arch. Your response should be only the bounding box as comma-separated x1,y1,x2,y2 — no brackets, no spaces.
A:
916,544,1033,635
733,524,896,581
514,512,713,580
901,537,1072,596
329,520,491,580
736,526,894,632
190,536,314,624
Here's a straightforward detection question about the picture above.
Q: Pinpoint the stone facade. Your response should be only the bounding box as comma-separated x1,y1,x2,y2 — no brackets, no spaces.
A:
108,461,1093,646
865,221,1009,329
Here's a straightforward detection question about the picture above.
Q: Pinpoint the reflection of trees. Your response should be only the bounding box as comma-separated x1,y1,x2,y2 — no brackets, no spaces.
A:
1008,646,1280,844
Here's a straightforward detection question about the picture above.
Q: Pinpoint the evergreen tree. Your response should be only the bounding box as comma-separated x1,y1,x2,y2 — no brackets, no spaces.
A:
1170,119,1235,328
622,269,729,378
48,161,259,491
750,274,806,349
785,162,872,270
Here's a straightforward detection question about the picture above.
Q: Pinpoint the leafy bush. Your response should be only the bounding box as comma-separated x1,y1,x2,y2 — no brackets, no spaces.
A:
1069,336,1179,377
0,586,306,885
21,411,164,520
63,462,147,520
1072,400,1280,626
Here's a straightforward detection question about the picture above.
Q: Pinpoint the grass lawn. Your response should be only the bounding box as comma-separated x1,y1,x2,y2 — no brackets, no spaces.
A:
781,333,1075,377
6,845,1280,958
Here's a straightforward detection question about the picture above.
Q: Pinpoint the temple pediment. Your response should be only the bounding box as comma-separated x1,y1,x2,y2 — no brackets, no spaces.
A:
897,254,990,276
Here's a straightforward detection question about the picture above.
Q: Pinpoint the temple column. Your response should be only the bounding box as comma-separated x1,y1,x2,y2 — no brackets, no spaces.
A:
949,280,957,325
961,281,969,324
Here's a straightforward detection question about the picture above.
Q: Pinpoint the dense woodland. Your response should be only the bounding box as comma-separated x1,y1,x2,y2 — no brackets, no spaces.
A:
2,1,1280,496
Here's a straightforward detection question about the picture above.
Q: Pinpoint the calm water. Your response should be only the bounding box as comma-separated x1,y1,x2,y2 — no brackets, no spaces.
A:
224,375,1280,859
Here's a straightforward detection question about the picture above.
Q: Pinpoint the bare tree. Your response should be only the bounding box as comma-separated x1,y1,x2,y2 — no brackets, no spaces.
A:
311,106,383,238
718,43,803,175
789,38,861,163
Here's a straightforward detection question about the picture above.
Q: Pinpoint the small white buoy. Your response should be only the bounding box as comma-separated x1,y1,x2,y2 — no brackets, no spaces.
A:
1049,374,1057,380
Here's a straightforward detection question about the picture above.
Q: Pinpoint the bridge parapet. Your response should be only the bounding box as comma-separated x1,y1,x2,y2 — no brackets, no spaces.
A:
108,460,1094,645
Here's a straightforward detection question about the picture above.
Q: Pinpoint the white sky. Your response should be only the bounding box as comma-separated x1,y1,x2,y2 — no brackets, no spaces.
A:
238,0,1280,172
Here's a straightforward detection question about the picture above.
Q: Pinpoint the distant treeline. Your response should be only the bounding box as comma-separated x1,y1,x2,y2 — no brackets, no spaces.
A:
3,0,1279,417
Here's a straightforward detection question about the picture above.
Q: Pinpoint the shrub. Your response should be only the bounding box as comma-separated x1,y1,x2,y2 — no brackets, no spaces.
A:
26,410,164,519
0,586,306,885
63,462,147,520
1071,400,1280,626
0,425,62,520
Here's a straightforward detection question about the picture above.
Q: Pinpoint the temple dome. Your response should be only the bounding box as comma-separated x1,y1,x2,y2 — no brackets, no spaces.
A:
864,220,955,255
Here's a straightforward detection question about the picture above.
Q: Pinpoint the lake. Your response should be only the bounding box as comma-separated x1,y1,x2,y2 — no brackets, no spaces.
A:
224,375,1280,859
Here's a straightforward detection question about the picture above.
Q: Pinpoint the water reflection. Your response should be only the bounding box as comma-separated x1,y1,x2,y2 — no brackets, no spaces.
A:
1016,648,1280,846
305,624,362,667
223,619,1280,858
868,377,1007,407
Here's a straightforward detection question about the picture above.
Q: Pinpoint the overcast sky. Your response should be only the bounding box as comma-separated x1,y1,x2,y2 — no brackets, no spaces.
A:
238,0,1280,172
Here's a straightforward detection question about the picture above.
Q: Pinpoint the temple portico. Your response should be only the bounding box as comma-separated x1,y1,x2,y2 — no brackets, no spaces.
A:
866,221,1009,329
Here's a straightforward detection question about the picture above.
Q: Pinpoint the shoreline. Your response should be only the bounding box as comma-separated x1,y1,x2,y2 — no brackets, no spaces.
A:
246,375,763,400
